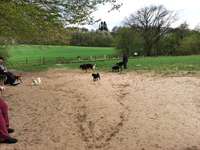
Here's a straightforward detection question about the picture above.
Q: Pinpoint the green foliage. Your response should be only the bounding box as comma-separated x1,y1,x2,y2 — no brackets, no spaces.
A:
21,0,121,24
158,28,200,56
0,1,68,45
126,5,176,56
70,31,113,47
0,45,9,60
114,27,144,56
114,21,200,56
158,33,178,55
0,0,121,45
178,33,200,55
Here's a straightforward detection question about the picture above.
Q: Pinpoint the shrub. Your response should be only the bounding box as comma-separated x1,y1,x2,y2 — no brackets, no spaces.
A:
0,45,9,60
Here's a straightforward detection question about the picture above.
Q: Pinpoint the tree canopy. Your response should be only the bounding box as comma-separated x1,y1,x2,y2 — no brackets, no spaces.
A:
0,0,121,44
126,5,176,56
1,0,121,25
22,0,122,24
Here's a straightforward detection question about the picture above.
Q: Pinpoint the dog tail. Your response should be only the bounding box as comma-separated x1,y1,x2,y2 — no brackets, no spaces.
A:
92,64,96,70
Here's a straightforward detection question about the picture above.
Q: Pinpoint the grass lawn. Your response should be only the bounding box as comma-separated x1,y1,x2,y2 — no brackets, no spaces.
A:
3,45,200,73
7,45,116,62
62,55,200,73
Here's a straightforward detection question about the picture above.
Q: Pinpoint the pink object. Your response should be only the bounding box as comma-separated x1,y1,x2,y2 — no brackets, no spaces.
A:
0,98,10,140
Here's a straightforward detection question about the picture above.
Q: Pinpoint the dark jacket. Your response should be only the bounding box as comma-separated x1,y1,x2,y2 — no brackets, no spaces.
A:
123,54,128,63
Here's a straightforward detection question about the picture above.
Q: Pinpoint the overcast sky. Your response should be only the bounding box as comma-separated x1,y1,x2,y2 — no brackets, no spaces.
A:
85,0,200,30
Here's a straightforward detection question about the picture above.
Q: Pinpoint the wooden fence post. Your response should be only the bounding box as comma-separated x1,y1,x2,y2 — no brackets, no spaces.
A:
55,57,58,64
41,57,43,65
42,57,45,65
26,57,28,64
78,56,81,61
104,55,106,60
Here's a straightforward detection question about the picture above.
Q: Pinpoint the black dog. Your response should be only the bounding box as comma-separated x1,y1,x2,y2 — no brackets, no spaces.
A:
116,61,124,67
80,64,96,72
112,61,124,72
112,65,120,72
92,73,100,81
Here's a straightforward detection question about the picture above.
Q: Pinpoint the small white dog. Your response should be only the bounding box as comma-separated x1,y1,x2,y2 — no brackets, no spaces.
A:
32,77,41,86
0,86,5,95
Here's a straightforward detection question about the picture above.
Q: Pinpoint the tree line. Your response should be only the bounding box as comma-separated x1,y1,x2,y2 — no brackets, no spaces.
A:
114,5,200,56
69,22,113,47
114,22,200,56
0,0,120,45
0,2,200,57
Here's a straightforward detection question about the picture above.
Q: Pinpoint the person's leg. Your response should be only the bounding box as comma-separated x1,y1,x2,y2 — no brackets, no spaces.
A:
0,99,9,128
0,115,17,144
0,99,14,133
125,62,128,69
0,99,17,144
123,62,127,69
0,109,9,140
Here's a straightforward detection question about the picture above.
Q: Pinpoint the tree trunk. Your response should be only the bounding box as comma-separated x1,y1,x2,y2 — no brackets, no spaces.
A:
144,40,153,56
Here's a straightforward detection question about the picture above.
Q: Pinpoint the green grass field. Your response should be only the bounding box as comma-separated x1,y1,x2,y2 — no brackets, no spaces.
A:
63,55,200,73
4,45,200,73
7,45,116,62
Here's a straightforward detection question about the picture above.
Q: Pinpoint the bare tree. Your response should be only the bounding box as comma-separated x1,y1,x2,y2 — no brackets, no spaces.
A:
126,5,177,56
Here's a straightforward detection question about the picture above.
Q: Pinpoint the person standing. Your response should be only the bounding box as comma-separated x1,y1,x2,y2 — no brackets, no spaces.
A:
123,53,128,69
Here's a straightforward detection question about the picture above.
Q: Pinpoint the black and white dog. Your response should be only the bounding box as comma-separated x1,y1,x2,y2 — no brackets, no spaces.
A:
92,73,100,81
80,64,96,72
112,65,120,72
112,61,124,72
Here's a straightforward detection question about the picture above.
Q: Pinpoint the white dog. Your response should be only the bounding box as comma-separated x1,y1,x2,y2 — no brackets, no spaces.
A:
32,77,41,86
0,86,5,95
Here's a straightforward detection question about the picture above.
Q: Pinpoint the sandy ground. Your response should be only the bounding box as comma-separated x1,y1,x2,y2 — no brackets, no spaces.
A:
0,69,200,150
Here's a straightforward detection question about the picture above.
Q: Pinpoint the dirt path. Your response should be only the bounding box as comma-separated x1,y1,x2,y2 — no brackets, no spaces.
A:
0,69,200,150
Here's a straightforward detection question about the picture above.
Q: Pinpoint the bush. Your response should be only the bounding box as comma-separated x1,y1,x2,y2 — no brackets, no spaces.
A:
114,27,144,56
0,45,9,60
70,31,114,47
177,33,200,55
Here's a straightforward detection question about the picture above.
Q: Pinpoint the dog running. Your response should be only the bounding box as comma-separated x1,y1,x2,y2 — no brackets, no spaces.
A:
92,73,100,81
32,77,41,86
